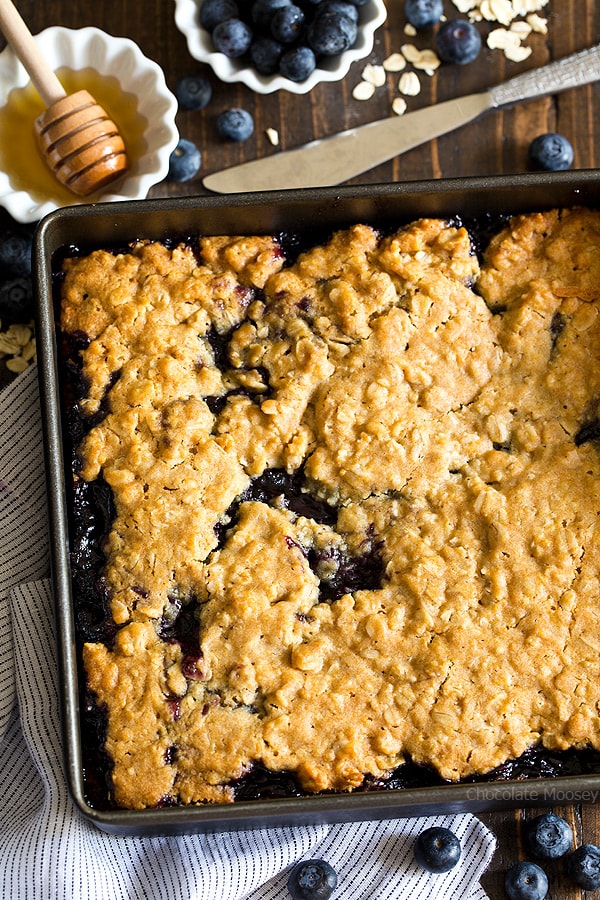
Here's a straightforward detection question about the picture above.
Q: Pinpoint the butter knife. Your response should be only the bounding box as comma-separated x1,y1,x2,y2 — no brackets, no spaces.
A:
203,43,600,193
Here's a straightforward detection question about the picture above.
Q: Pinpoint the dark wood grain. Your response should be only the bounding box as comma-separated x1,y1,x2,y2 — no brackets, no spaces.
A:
2,0,598,193
2,3,600,895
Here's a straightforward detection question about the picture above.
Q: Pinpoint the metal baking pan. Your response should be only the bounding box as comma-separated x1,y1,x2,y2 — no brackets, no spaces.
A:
34,171,600,835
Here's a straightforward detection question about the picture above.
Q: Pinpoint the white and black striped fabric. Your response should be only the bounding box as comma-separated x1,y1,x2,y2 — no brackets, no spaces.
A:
0,366,496,899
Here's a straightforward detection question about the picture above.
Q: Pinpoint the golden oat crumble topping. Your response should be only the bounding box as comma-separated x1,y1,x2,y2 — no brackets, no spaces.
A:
62,210,600,808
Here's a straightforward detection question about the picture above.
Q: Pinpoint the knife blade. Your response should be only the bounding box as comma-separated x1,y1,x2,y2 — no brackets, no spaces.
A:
203,43,600,194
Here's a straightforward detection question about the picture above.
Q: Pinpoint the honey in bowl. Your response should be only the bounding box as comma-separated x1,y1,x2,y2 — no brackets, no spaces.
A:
0,66,147,207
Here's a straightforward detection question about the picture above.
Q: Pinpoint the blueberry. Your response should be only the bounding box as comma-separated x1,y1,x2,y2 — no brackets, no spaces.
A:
504,862,548,900
167,139,202,182
216,108,254,141
524,813,573,859
272,5,305,43
199,0,239,30
404,0,443,28
287,859,338,900
0,276,33,320
212,18,253,57
174,75,212,111
435,19,482,65
280,45,317,81
413,826,461,873
0,229,32,276
250,37,284,74
528,133,574,171
566,844,600,890
252,0,292,30
308,9,358,56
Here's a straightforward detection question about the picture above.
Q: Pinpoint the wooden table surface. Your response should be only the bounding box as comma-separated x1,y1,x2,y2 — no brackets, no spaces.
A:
2,1,600,897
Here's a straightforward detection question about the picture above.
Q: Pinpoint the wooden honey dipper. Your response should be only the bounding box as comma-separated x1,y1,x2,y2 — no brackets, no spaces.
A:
0,0,128,197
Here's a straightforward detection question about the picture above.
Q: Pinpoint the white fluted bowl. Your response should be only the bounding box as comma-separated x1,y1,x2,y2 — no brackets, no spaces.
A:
0,26,179,223
174,0,388,95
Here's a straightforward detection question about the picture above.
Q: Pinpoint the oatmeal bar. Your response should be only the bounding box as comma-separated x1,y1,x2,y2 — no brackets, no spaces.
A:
62,209,600,808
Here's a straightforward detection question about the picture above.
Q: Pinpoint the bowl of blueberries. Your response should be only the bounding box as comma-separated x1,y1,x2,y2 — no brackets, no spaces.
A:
174,0,387,94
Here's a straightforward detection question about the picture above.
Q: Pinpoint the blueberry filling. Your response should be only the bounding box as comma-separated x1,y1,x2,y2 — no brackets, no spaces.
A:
550,310,567,345
206,324,235,372
80,692,114,808
231,744,600,803
574,417,600,446
205,367,272,415
232,762,306,800
308,539,384,602
244,466,338,524
70,479,117,646
158,594,201,659
214,466,338,552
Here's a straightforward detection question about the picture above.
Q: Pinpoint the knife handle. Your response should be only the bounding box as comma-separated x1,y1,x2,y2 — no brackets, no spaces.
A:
489,43,600,108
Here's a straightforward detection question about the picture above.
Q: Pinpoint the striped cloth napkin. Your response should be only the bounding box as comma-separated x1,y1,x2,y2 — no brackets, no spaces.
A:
0,365,497,900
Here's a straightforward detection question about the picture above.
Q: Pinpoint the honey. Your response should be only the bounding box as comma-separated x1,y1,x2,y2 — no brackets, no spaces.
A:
0,67,147,208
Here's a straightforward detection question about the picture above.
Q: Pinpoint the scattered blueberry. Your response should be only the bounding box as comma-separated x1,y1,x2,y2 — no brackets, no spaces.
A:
250,36,284,74
167,139,202,182
0,277,33,320
528,132,574,171
212,17,253,57
404,0,443,29
504,862,548,900
307,8,358,56
524,812,573,859
199,0,239,30
272,5,306,43
216,108,255,142
0,229,32,276
174,75,213,111
435,19,482,65
280,44,317,81
287,859,338,900
566,844,600,890
413,826,461,874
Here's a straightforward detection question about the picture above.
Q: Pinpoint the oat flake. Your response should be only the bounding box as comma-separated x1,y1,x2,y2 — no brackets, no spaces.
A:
265,128,279,146
0,335,20,355
412,49,441,72
392,97,408,116
481,0,514,26
383,53,406,73
504,42,533,61
452,0,549,21
401,44,421,64
6,357,28,374
527,13,547,32
398,71,421,97
362,63,386,87
452,0,479,12
8,323,31,347
510,19,533,35
487,27,521,49
21,339,36,362
353,80,376,101
512,0,549,13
